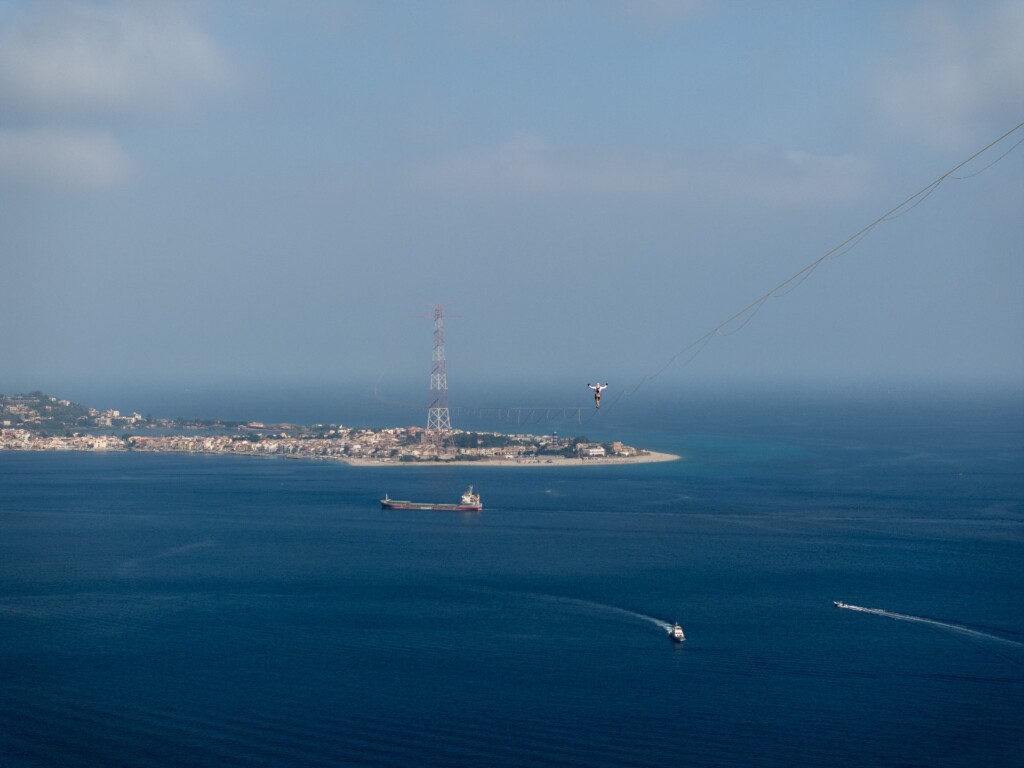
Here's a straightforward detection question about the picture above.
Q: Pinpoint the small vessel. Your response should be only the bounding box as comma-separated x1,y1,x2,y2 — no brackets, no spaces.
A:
668,623,685,643
834,601,848,608
380,486,483,512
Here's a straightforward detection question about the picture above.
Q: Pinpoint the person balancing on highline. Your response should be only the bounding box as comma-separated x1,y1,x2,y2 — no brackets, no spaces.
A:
588,383,609,409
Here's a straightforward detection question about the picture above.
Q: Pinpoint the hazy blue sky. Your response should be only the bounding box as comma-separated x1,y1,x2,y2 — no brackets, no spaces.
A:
1,1,1022,408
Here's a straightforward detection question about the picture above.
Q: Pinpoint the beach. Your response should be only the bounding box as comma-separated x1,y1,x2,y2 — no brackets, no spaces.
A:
343,450,681,467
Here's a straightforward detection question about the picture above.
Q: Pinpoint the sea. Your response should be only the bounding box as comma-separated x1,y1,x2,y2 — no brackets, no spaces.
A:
1,386,1022,767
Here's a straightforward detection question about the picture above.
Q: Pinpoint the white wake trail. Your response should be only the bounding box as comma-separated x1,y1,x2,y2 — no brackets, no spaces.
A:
527,592,674,632
837,603,1023,647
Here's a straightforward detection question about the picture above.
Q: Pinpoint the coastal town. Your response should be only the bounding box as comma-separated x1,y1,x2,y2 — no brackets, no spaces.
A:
0,392,676,466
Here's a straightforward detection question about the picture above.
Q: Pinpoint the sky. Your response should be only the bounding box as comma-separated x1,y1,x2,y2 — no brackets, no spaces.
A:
1,0,1022,412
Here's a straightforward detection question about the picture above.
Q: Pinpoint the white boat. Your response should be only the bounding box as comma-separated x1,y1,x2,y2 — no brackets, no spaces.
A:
834,601,847,608
668,623,685,643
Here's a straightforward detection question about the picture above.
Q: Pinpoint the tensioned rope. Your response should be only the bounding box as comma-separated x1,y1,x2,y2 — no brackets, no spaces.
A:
583,120,1024,425
372,378,583,425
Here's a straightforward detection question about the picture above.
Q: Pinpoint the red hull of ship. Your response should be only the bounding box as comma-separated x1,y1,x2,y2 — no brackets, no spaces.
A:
380,501,482,511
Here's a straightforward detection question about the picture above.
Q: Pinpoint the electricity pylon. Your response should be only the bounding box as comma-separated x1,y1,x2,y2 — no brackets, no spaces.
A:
425,306,453,453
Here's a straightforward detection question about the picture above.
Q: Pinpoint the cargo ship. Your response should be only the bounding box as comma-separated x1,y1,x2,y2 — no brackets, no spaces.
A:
380,486,482,512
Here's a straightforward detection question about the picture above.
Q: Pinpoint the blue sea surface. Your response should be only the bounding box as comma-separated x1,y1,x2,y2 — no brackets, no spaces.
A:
1,391,1022,767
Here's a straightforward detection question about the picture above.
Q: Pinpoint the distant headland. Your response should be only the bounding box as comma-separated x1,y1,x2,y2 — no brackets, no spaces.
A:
0,392,678,466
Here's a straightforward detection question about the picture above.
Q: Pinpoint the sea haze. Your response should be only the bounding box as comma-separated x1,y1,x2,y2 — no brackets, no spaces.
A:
0,389,1021,767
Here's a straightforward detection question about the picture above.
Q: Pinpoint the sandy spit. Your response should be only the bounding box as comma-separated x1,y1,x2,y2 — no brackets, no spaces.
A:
343,451,680,468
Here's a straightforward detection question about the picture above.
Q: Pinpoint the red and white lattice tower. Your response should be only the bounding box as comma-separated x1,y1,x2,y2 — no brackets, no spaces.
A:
426,306,453,452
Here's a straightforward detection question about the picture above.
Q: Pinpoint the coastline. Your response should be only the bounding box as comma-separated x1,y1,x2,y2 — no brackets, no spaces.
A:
0,443,681,467
342,450,681,467
3,394,676,466
2,409,680,467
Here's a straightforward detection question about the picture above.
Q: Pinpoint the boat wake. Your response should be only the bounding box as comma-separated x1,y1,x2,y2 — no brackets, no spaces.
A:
836,602,1023,647
119,538,218,576
527,592,674,633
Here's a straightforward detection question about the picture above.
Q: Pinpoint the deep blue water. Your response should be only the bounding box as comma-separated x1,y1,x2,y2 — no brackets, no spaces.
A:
1,392,1022,767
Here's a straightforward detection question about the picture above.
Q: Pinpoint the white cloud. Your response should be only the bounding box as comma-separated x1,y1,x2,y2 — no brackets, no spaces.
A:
417,133,561,193
0,2,233,188
414,133,871,206
876,1,1024,146
0,1,234,114
723,150,873,207
0,128,133,187
414,132,683,196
